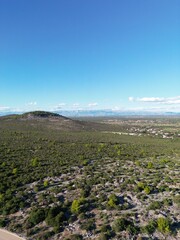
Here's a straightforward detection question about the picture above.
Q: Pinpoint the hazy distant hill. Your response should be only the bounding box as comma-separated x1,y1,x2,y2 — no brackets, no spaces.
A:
55,110,180,117
0,110,180,117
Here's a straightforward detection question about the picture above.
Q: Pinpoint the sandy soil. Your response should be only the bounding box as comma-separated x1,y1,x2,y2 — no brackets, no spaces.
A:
0,229,25,240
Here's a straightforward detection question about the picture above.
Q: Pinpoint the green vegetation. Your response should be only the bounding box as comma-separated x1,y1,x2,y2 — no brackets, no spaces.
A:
142,219,157,234
112,218,130,232
28,208,46,226
0,113,179,239
71,198,86,214
107,194,119,208
157,217,171,233
148,201,162,210
22,111,61,118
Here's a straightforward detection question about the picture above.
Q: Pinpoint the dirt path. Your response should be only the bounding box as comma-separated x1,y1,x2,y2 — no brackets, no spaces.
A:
0,229,25,240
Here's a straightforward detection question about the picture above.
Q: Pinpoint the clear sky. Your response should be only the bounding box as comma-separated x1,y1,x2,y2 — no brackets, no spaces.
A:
0,0,180,113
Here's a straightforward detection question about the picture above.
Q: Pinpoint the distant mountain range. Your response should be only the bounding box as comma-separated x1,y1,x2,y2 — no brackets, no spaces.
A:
56,110,180,117
1,110,180,117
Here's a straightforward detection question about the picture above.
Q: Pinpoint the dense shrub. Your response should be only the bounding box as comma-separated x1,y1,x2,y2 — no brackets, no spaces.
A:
28,208,45,226
142,219,157,234
45,205,66,228
112,218,130,232
80,219,96,231
148,201,162,210
127,224,140,235
65,234,83,240
0,218,6,227
98,233,109,240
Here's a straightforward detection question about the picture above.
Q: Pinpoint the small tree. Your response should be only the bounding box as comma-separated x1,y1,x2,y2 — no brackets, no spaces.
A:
147,161,153,169
137,182,145,190
144,186,151,194
12,168,17,175
31,157,39,167
43,180,49,187
117,150,121,156
107,194,119,208
71,198,85,214
157,217,171,233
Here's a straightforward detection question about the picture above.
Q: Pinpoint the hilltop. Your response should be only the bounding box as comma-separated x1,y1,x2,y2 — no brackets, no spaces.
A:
0,111,116,132
22,111,68,119
0,111,68,120
0,111,85,132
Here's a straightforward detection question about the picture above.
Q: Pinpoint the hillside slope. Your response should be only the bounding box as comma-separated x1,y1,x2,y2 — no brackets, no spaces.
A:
0,111,115,132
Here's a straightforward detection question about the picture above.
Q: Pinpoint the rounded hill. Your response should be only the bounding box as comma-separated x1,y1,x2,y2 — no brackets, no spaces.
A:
22,111,68,119
0,111,115,132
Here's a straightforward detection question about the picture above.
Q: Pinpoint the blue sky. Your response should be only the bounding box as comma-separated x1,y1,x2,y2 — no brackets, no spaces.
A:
0,0,180,113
